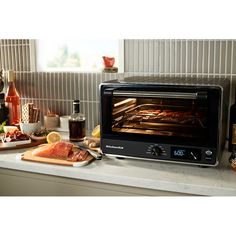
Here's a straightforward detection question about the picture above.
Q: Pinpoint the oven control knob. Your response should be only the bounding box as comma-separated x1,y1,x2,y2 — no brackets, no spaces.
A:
205,150,213,157
151,146,162,156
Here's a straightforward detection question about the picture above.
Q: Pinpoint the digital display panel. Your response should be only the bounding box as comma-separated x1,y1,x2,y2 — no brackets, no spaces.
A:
171,148,187,159
171,147,201,161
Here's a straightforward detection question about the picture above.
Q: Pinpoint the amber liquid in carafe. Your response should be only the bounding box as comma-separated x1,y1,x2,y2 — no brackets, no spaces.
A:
69,100,86,142
69,120,86,141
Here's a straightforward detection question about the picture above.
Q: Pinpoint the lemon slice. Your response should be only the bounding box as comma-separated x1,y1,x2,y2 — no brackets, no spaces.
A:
92,125,100,138
46,131,62,144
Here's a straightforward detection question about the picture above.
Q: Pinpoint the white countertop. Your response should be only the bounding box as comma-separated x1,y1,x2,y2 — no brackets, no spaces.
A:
0,146,235,195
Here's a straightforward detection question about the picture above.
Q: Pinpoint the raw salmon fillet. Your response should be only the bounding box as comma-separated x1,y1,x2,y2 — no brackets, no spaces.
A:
32,141,74,158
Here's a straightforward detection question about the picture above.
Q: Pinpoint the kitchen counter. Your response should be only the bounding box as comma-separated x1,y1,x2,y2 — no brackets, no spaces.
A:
0,145,235,196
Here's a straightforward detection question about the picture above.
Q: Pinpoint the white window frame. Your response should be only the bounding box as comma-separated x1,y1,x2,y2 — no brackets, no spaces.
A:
29,39,124,73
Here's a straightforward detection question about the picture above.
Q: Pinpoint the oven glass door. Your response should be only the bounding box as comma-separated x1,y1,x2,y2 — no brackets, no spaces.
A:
101,86,220,148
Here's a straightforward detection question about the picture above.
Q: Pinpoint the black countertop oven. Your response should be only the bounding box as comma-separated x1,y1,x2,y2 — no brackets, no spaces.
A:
100,76,230,167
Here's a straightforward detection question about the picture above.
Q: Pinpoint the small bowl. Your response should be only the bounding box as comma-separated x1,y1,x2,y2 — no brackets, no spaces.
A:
30,134,47,141
20,122,41,135
30,129,50,141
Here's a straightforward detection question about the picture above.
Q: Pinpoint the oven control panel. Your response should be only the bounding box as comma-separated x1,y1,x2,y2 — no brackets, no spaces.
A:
102,138,217,166
145,143,216,164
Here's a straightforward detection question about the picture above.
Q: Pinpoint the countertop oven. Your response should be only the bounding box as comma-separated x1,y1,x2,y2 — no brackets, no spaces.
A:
100,76,230,167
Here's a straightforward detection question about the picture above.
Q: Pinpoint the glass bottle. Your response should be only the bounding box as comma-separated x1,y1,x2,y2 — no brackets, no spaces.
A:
229,145,236,171
69,100,86,141
229,91,236,151
0,93,9,125
0,68,4,93
5,70,21,125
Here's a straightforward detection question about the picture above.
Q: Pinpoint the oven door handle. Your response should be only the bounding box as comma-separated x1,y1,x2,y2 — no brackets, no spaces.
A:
112,91,207,100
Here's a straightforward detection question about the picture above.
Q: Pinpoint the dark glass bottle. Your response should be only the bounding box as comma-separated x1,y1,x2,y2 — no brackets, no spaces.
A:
0,93,9,125
228,93,236,152
69,100,86,142
229,146,236,171
0,69,4,93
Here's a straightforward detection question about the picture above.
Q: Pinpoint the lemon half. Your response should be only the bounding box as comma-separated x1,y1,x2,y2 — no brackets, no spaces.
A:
46,131,62,144
92,125,100,138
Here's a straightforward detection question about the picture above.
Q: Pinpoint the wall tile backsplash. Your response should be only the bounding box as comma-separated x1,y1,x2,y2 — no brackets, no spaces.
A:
124,40,236,75
14,72,121,131
0,39,31,72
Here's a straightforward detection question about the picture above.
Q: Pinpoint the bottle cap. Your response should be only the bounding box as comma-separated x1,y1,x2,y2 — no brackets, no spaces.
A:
7,70,14,82
73,100,80,113
73,100,80,104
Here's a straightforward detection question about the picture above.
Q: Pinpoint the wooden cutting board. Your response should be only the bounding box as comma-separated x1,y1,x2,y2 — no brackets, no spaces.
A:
21,147,95,167
0,139,46,151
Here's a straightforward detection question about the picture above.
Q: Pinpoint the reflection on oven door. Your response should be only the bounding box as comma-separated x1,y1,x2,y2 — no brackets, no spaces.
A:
112,97,208,139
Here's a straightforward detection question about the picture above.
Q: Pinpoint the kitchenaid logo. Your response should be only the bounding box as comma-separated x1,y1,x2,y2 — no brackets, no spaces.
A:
106,145,124,150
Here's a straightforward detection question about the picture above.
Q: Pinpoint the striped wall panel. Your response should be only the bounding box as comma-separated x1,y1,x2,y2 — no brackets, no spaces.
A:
15,72,121,131
0,39,31,71
124,40,236,76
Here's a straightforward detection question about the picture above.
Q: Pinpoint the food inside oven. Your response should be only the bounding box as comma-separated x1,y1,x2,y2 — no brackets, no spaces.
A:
112,97,208,138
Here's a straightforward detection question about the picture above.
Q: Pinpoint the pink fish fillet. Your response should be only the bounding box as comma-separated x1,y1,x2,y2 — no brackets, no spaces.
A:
32,141,74,158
